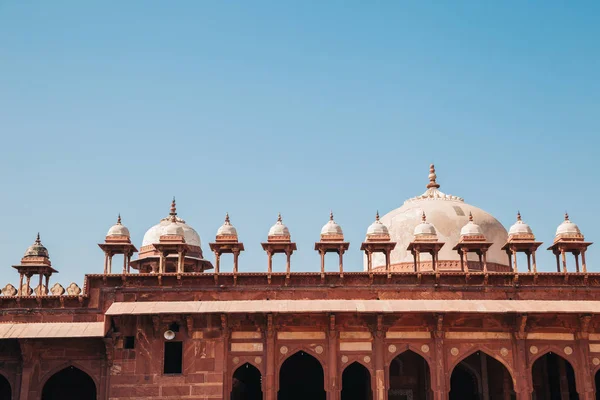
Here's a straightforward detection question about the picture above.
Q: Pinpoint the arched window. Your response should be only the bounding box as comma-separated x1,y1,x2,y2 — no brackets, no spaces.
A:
231,363,262,400
42,366,96,400
278,351,325,400
532,352,577,400
450,351,515,400
342,362,372,400
388,350,432,400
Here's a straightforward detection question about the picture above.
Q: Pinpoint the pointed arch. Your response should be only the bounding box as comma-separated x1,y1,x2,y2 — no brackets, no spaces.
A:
0,373,11,400
41,365,96,400
531,351,578,400
231,362,263,400
278,350,325,400
448,347,516,387
39,361,99,390
342,362,372,400
449,350,515,400
388,349,432,399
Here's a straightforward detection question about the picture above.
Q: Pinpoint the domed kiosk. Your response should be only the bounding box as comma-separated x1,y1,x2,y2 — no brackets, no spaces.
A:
368,165,510,272
130,199,213,273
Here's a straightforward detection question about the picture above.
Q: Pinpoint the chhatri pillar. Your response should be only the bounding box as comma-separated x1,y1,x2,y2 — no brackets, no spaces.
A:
547,213,592,273
98,214,138,274
361,212,396,278
261,213,297,283
209,213,244,284
452,212,492,272
501,212,542,273
152,199,189,274
314,212,349,279
406,211,445,272
12,233,57,296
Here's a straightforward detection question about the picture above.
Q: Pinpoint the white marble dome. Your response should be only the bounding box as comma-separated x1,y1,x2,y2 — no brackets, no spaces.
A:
107,215,130,237
556,213,582,237
366,212,389,237
142,217,200,247
217,213,238,237
269,214,290,237
508,212,533,236
367,165,509,269
460,213,485,237
163,221,184,237
321,212,343,236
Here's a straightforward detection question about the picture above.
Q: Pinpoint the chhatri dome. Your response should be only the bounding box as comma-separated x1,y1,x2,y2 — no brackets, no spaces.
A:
366,211,389,237
141,198,201,248
321,211,344,237
508,211,534,237
555,212,584,240
460,212,485,237
106,214,130,238
414,212,437,237
216,213,238,237
268,213,291,237
368,165,509,271
24,233,49,259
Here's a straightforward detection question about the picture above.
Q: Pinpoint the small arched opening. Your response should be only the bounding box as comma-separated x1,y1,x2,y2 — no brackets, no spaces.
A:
532,352,578,400
388,350,432,400
278,351,325,400
0,373,11,400
231,362,262,400
342,362,372,400
595,368,600,400
41,366,96,400
450,351,515,400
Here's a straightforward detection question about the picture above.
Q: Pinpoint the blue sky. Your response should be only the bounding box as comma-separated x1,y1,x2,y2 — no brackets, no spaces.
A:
0,1,598,285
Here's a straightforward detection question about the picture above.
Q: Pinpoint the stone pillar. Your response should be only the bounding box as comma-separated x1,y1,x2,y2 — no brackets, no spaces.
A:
561,249,568,273
576,324,595,400
122,252,128,274
18,339,35,400
214,251,220,277
373,329,386,400
108,254,113,274
581,250,587,273
512,333,532,400
18,273,24,296
320,249,326,279
328,315,339,400
267,251,273,281
285,250,291,279
532,251,537,274
104,253,109,274
480,352,490,400
338,249,344,278
512,249,518,273
265,314,276,400
433,315,448,400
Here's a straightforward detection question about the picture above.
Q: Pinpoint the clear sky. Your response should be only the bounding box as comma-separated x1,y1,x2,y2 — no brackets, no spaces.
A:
1,1,599,286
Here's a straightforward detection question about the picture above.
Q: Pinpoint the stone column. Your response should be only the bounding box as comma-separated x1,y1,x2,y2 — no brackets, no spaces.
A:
328,315,339,400
512,331,532,400
373,328,386,400
532,251,537,274
285,250,291,279
108,254,113,274
104,253,109,274
581,250,587,273
338,249,344,278
481,352,490,400
18,339,35,400
576,322,595,400
320,249,326,279
433,315,448,400
267,251,273,281
265,314,276,400
561,249,568,273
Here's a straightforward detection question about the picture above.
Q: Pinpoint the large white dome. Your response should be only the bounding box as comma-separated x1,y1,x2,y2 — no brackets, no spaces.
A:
367,165,509,271
142,217,201,247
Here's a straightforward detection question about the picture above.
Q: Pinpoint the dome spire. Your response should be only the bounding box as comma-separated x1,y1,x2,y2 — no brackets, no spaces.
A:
426,164,440,189
277,212,282,223
117,214,122,225
469,211,473,222
35,232,41,245
375,210,380,221
169,197,177,222
224,212,230,225
330,210,334,221
565,211,569,221
517,211,521,221
421,211,427,222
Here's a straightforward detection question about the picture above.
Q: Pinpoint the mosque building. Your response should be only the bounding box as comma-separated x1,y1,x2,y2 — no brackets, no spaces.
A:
1,165,599,400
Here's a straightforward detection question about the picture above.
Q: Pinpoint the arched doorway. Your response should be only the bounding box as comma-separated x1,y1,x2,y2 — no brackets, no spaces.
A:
342,362,372,400
595,369,600,400
231,363,263,400
41,366,96,400
450,351,515,400
0,374,10,400
532,352,578,400
278,351,325,400
388,350,432,400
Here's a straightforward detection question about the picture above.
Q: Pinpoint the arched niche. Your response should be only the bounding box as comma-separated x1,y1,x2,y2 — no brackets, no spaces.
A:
388,349,433,400
41,365,96,400
278,351,325,400
231,362,263,400
342,361,372,400
449,350,515,400
532,352,578,400
0,373,11,400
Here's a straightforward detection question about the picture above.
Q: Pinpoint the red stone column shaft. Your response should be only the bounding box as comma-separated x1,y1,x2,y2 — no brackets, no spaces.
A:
265,316,276,400
373,332,385,400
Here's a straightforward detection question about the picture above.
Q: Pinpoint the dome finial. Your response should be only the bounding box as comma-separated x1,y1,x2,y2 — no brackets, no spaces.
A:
517,211,521,221
422,211,427,222
169,197,177,222
469,211,473,222
330,210,334,221
426,164,441,189
117,213,122,225
35,232,41,244
277,212,282,223
225,212,230,224
375,210,380,221
565,211,569,221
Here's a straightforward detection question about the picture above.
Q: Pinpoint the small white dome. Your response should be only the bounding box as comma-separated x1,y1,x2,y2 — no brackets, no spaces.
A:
413,212,437,236
508,212,533,236
269,213,290,237
141,199,202,247
217,213,238,237
556,213,582,237
24,233,49,258
367,212,389,236
460,212,484,237
321,212,343,236
107,215,130,237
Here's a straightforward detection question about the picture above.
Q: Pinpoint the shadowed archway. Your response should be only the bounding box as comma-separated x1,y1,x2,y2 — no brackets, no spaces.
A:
595,369,600,400
278,351,325,400
450,351,515,400
388,350,432,400
532,352,578,400
41,366,96,400
0,373,10,400
231,363,262,400
342,362,372,400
